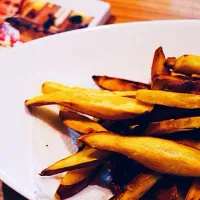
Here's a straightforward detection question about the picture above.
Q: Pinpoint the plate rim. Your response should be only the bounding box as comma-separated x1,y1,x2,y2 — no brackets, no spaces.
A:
1,19,200,200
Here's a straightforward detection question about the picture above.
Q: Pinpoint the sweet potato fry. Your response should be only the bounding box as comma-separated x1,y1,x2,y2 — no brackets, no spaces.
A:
92,75,150,91
110,172,161,200
79,132,200,176
185,178,200,200
40,147,111,176
165,55,200,75
161,80,200,95
59,107,107,134
143,116,200,136
54,165,101,200
42,81,136,97
151,46,170,87
136,89,200,109
25,91,153,120
152,74,200,94
153,75,184,90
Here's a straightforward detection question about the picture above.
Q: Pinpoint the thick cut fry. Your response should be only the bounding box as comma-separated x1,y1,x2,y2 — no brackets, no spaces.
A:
59,107,107,134
136,89,200,109
54,165,100,200
92,75,150,91
110,172,161,200
143,116,200,136
161,80,200,95
40,147,110,176
79,132,200,176
185,178,200,200
25,91,153,120
152,74,200,94
165,55,200,75
153,75,184,90
42,81,136,97
151,46,170,86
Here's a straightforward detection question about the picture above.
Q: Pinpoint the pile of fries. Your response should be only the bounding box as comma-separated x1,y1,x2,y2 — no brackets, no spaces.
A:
25,46,200,200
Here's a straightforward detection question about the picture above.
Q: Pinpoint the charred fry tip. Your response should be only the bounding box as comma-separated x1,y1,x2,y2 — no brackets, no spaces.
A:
39,168,69,176
92,75,99,81
24,102,33,113
157,46,163,51
39,170,47,176
39,169,64,176
154,46,164,55
39,168,60,176
24,100,34,111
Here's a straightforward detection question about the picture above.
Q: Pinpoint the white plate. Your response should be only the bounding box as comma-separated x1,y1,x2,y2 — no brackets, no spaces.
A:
0,20,200,200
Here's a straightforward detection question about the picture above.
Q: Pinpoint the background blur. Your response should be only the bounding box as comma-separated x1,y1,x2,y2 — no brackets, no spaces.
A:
7,0,94,42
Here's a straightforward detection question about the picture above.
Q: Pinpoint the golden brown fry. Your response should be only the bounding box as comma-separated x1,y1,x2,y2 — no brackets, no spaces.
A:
185,178,200,200
136,89,200,109
42,81,137,97
143,116,200,136
79,132,200,176
25,91,153,120
151,46,170,87
165,55,200,75
110,172,161,200
92,75,150,91
54,165,100,200
40,147,110,176
59,107,107,134
25,46,200,199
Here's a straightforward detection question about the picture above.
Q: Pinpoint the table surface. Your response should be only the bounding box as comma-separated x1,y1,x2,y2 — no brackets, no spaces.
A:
2,0,200,199
104,0,200,23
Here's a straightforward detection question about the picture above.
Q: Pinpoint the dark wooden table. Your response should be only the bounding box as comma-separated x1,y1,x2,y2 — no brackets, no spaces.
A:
2,0,200,199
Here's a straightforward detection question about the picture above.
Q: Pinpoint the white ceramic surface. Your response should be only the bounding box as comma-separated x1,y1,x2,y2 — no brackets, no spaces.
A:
0,20,200,200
